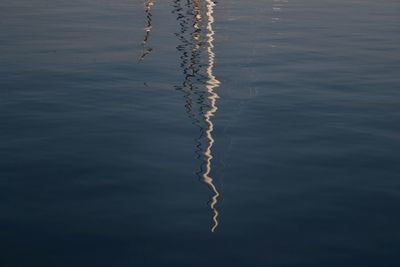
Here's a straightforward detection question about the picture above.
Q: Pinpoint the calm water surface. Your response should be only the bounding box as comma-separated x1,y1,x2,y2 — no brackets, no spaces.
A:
1,0,400,266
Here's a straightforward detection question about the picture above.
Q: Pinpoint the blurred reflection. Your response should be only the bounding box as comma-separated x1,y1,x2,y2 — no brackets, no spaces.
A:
272,0,288,23
139,0,154,62
271,0,288,48
173,0,221,232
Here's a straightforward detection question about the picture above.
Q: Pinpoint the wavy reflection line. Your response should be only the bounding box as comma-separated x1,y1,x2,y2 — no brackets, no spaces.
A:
138,0,154,62
173,0,221,232
173,0,207,181
173,0,203,125
204,0,220,233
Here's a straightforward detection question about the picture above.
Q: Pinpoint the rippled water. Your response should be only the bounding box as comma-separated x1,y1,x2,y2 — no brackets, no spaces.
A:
1,0,400,266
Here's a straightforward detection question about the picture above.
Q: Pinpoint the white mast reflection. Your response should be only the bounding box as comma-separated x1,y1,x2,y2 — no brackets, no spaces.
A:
203,0,220,233
172,0,221,233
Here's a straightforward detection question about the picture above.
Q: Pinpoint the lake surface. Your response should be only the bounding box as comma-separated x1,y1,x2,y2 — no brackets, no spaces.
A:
1,0,400,266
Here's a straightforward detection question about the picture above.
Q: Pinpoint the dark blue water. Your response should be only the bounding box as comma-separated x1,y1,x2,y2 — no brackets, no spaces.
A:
1,0,400,266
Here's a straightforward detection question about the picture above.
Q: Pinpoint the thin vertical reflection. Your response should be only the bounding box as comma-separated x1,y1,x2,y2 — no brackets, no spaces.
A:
139,0,154,62
173,0,221,232
204,0,220,233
